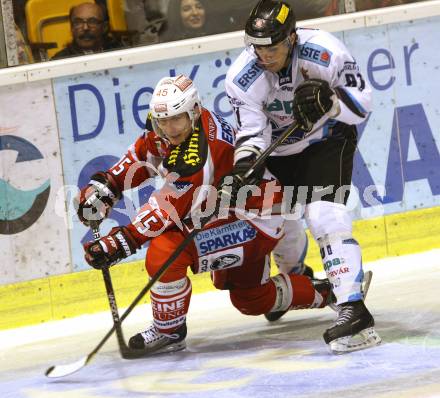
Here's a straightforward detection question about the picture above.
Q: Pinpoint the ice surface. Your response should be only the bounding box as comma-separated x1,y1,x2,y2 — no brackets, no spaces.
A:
1,249,440,398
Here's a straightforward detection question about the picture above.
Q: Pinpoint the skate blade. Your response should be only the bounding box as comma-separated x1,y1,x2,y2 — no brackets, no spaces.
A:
151,341,187,356
328,327,382,355
128,341,186,358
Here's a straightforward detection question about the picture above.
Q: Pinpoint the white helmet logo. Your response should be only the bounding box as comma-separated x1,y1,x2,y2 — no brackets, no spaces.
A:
154,103,167,112
254,18,265,29
174,75,193,92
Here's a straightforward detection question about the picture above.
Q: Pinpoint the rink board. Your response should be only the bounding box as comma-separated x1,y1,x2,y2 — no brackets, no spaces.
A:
1,2,440,330
0,82,71,284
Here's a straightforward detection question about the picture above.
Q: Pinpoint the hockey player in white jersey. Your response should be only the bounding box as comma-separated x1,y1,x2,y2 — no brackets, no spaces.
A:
223,0,381,354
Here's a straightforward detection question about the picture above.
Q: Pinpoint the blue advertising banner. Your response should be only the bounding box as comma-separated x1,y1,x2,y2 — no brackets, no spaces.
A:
343,16,440,219
53,16,440,271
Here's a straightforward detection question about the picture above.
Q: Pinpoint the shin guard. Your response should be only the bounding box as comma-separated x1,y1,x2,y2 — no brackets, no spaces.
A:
150,277,192,334
269,273,325,313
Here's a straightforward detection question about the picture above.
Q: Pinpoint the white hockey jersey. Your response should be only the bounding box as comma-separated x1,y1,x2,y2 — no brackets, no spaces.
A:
225,28,372,159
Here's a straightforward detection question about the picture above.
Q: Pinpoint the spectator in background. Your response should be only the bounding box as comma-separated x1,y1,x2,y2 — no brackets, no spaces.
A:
52,2,122,60
159,0,223,43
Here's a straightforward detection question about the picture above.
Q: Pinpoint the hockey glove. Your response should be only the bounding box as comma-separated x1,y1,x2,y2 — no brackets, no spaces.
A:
293,79,335,131
75,172,121,226
84,226,139,269
217,154,265,208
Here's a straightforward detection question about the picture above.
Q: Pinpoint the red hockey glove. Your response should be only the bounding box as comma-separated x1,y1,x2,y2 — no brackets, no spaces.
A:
217,153,265,208
84,226,139,269
74,172,121,226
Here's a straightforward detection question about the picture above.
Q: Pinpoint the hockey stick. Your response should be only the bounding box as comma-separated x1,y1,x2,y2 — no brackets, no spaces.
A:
89,221,141,360
241,121,302,181
45,120,302,378
45,222,146,379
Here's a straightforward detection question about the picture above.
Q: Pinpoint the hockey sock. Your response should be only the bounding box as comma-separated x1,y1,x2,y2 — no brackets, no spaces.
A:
318,233,363,304
150,276,192,334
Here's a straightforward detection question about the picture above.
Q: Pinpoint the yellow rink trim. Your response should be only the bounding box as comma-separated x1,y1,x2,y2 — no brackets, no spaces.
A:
1,206,440,331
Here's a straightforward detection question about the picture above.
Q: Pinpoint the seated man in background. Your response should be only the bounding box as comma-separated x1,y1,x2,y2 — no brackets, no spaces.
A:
52,2,122,60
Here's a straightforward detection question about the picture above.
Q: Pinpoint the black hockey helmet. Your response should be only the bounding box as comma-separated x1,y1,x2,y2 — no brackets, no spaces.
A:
245,0,296,47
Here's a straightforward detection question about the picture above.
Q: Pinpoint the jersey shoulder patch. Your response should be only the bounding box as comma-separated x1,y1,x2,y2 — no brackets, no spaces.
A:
213,113,235,146
298,42,333,67
232,59,264,92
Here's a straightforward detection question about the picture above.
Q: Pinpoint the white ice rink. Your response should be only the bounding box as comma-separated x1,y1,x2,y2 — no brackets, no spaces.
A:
1,249,440,398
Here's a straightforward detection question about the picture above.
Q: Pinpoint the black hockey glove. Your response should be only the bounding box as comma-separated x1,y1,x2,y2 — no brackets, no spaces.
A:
217,154,265,208
293,79,335,131
83,226,139,269
74,171,121,226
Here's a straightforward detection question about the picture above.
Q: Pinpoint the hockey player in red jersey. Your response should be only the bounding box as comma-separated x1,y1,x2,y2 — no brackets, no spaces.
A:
77,74,333,356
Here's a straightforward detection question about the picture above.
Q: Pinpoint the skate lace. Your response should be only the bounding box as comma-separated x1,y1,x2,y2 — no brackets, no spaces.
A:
335,305,353,326
141,326,180,343
141,326,162,343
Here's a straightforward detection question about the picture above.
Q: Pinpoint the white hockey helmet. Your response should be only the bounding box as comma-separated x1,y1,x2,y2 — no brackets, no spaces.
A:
149,75,201,139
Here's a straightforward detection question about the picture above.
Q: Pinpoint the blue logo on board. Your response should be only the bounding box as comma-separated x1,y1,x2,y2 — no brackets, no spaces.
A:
0,135,50,234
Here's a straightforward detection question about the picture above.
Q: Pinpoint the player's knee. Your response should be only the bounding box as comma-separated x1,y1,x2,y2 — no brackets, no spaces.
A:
273,219,308,274
305,201,352,240
145,256,164,279
229,285,273,316
146,232,190,282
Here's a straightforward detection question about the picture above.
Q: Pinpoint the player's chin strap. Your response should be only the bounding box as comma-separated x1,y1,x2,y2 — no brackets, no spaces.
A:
45,119,311,378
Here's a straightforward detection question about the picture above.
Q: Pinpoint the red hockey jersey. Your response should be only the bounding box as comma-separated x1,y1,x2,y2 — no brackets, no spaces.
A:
106,108,284,247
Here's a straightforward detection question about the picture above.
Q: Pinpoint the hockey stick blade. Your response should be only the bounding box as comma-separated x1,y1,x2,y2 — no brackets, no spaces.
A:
45,355,91,378
45,325,149,378
45,347,146,377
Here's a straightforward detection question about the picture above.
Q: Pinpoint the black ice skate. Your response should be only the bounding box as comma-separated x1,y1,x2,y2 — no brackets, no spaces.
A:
264,308,288,322
323,300,381,354
128,323,187,355
265,273,333,322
